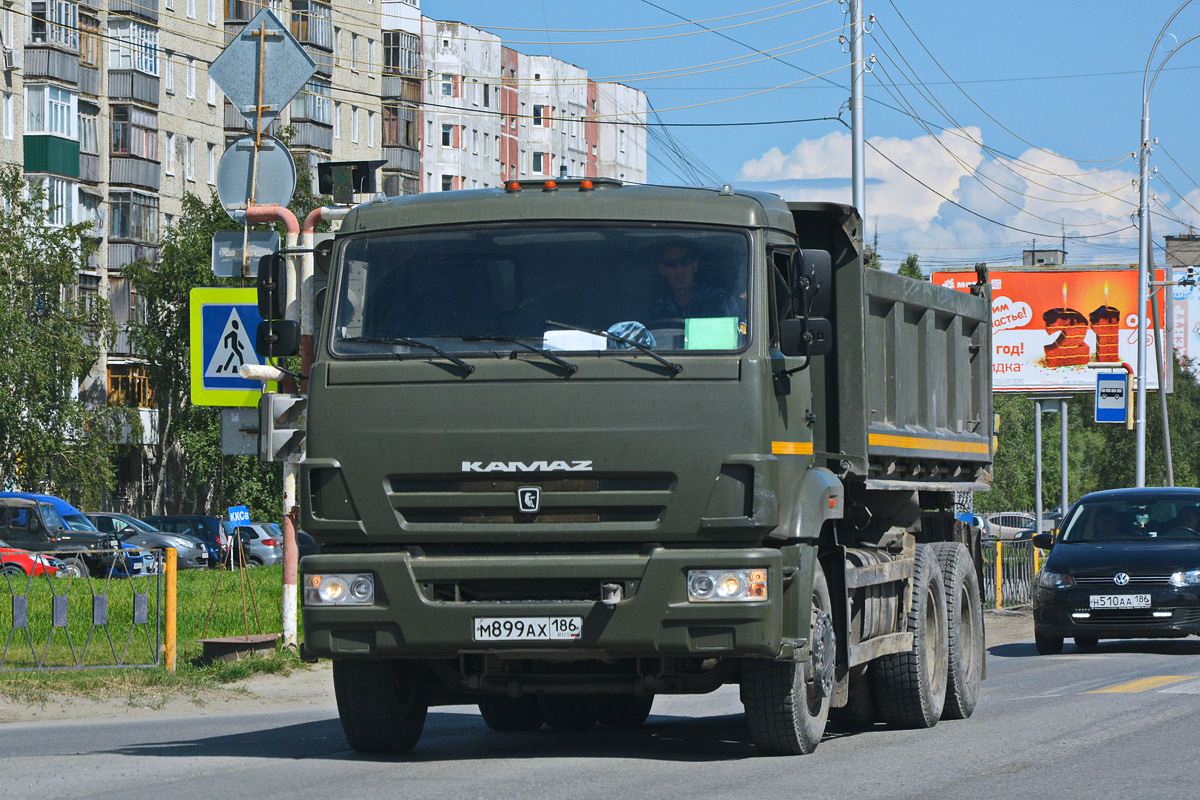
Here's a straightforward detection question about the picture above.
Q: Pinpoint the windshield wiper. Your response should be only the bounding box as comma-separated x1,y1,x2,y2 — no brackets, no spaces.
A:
463,335,578,374
339,335,475,374
545,320,682,374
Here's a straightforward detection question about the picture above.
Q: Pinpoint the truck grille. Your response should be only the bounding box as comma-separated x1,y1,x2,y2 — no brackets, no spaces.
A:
387,474,673,526
1075,575,1172,585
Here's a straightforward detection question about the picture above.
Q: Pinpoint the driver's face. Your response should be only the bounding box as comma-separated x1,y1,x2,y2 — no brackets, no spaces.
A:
659,247,698,290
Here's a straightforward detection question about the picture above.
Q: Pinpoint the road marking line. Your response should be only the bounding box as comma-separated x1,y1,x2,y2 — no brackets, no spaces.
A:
1158,678,1200,694
1085,675,1193,694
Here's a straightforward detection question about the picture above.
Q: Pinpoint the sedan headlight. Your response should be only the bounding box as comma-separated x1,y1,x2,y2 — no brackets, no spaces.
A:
304,573,374,605
1169,568,1200,587
1036,569,1075,590
687,569,768,602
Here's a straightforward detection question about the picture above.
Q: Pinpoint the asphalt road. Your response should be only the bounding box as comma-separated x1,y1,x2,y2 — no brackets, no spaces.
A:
2,634,1199,800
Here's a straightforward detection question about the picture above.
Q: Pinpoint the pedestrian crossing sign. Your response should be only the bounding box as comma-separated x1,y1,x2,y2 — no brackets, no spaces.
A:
190,287,276,407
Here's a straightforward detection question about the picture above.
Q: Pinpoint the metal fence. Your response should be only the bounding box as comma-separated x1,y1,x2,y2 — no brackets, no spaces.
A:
0,548,163,671
981,539,1046,609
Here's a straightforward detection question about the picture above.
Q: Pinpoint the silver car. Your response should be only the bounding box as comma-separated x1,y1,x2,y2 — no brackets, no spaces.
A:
231,522,283,567
86,512,210,570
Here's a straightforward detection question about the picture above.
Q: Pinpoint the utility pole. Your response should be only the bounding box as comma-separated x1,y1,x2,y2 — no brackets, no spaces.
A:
850,0,866,221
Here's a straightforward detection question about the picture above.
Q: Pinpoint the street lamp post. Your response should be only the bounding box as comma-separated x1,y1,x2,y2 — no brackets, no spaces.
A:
1137,1,1197,486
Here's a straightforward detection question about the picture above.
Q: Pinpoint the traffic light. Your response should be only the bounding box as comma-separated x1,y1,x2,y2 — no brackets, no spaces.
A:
257,252,287,319
259,392,307,463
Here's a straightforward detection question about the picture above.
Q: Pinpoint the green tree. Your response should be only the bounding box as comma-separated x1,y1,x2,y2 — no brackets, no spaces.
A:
898,253,923,279
0,165,126,506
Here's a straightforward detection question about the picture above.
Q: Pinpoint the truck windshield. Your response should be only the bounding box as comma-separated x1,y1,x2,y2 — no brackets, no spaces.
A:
330,225,750,357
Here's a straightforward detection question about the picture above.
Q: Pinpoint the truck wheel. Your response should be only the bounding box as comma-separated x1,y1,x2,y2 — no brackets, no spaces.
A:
1035,633,1063,655
538,696,597,731
873,544,949,729
62,557,89,579
742,562,833,755
595,695,654,727
929,541,983,720
478,695,545,732
829,664,877,730
332,659,428,754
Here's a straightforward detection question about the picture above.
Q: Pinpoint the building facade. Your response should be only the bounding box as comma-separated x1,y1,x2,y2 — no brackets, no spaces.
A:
5,0,646,510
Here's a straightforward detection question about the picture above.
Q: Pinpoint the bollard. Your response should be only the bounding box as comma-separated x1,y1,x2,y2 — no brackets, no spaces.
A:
165,547,177,672
994,539,1004,610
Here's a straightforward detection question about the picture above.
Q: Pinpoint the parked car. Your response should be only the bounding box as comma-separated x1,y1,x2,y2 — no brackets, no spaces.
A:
87,512,209,570
0,494,149,577
231,523,283,567
141,515,231,568
1032,487,1200,654
985,512,1038,539
0,537,65,578
0,496,132,578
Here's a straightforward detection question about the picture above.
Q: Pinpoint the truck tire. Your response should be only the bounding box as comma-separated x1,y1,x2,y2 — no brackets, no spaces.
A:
538,696,597,731
595,695,654,727
872,544,948,729
62,557,89,579
742,562,833,755
332,659,428,754
478,695,545,732
929,541,983,720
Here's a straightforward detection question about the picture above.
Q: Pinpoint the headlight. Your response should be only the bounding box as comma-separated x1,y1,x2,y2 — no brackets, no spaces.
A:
304,573,375,605
1036,569,1075,590
687,568,768,602
1169,568,1200,587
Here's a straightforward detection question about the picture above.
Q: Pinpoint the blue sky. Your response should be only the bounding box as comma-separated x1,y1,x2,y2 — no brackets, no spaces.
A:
423,0,1200,271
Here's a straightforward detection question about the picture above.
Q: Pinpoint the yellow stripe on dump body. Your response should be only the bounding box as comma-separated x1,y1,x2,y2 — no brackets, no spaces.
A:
771,441,814,455
867,433,990,455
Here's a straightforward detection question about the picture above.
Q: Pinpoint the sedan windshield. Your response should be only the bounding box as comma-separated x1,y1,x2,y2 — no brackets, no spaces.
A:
330,225,750,357
1061,498,1200,542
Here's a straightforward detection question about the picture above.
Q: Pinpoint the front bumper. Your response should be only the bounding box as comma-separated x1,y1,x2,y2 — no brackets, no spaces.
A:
301,548,785,660
1034,585,1200,639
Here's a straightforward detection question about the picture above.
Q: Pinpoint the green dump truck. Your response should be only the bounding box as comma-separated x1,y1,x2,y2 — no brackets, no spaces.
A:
295,179,992,756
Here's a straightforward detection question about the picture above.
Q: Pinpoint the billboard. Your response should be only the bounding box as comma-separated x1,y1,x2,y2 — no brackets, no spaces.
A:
1171,268,1200,376
931,267,1166,393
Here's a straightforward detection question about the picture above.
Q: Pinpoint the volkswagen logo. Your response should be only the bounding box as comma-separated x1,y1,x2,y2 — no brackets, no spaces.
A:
1113,572,1130,586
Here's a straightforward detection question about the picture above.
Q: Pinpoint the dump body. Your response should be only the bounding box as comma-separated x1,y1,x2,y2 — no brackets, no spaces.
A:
295,181,992,753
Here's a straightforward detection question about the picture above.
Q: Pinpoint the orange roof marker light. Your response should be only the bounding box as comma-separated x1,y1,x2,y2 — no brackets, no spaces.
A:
505,181,521,193
580,180,594,191
543,180,558,192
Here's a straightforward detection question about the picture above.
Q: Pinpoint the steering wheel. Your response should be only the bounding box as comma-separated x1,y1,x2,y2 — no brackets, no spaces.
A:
1162,526,1200,538
645,317,686,330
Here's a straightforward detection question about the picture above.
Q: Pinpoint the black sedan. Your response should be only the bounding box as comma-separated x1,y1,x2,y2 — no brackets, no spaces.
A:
1032,487,1200,654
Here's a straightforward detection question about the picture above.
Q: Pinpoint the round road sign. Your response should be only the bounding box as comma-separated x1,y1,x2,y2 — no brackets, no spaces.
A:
217,135,297,224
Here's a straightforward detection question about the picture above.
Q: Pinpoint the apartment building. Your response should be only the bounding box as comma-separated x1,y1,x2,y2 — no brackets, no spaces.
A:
5,0,645,509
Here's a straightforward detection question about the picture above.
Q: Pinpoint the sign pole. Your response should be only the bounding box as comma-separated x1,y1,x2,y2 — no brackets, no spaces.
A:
1034,398,1043,539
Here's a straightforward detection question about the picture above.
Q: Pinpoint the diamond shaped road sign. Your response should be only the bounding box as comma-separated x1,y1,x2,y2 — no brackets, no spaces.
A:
209,7,316,134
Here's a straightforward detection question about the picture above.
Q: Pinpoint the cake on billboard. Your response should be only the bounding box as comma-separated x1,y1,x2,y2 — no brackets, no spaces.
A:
931,267,1165,392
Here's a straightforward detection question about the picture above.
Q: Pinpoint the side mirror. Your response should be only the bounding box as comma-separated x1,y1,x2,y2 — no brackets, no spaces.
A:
779,317,833,357
257,319,300,358
1032,532,1055,550
794,249,832,318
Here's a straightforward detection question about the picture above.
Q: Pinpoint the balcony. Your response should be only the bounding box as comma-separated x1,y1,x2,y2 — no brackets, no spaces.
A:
382,75,421,101
383,145,419,173
109,71,160,105
109,155,161,190
79,152,101,183
23,45,80,83
109,242,158,270
78,65,100,96
24,135,79,178
108,0,158,21
288,120,333,151
309,47,333,79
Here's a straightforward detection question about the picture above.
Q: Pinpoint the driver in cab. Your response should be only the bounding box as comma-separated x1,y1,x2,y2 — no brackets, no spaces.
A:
650,242,741,320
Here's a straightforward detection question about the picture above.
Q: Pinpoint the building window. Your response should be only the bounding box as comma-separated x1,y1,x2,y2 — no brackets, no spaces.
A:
187,58,196,99
79,191,103,235
79,13,100,69
185,137,194,180
111,105,158,160
350,33,358,72
207,0,217,25
367,38,375,77
440,123,452,147
41,176,75,227
483,84,490,107
290,77,331,124
78,103,98,154
440,174,453,191
208,77,217,105
440,73,453,96
290,1,332,50
164,51,174,93
186,0,196,19
367,111,374,147
164,132,175,174
26,84,77,138
351,106,359,143
382,103,417,148
208,143,216,184
29,0,78,48
333,102,341,139
108,19,159,76
2,93,11,140
108,364,154,409
110,190,159,242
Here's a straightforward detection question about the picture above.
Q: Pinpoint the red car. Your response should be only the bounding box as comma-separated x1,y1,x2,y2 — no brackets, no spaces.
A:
0,538,64,578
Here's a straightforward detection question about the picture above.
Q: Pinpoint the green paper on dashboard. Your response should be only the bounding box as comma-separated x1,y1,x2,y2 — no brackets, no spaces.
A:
684,316,739,350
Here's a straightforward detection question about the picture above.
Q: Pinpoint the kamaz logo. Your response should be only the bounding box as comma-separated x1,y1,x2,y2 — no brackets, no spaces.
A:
462,460,593,473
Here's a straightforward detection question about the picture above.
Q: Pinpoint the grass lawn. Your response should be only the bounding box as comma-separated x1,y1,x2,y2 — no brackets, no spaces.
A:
0,564,307,704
